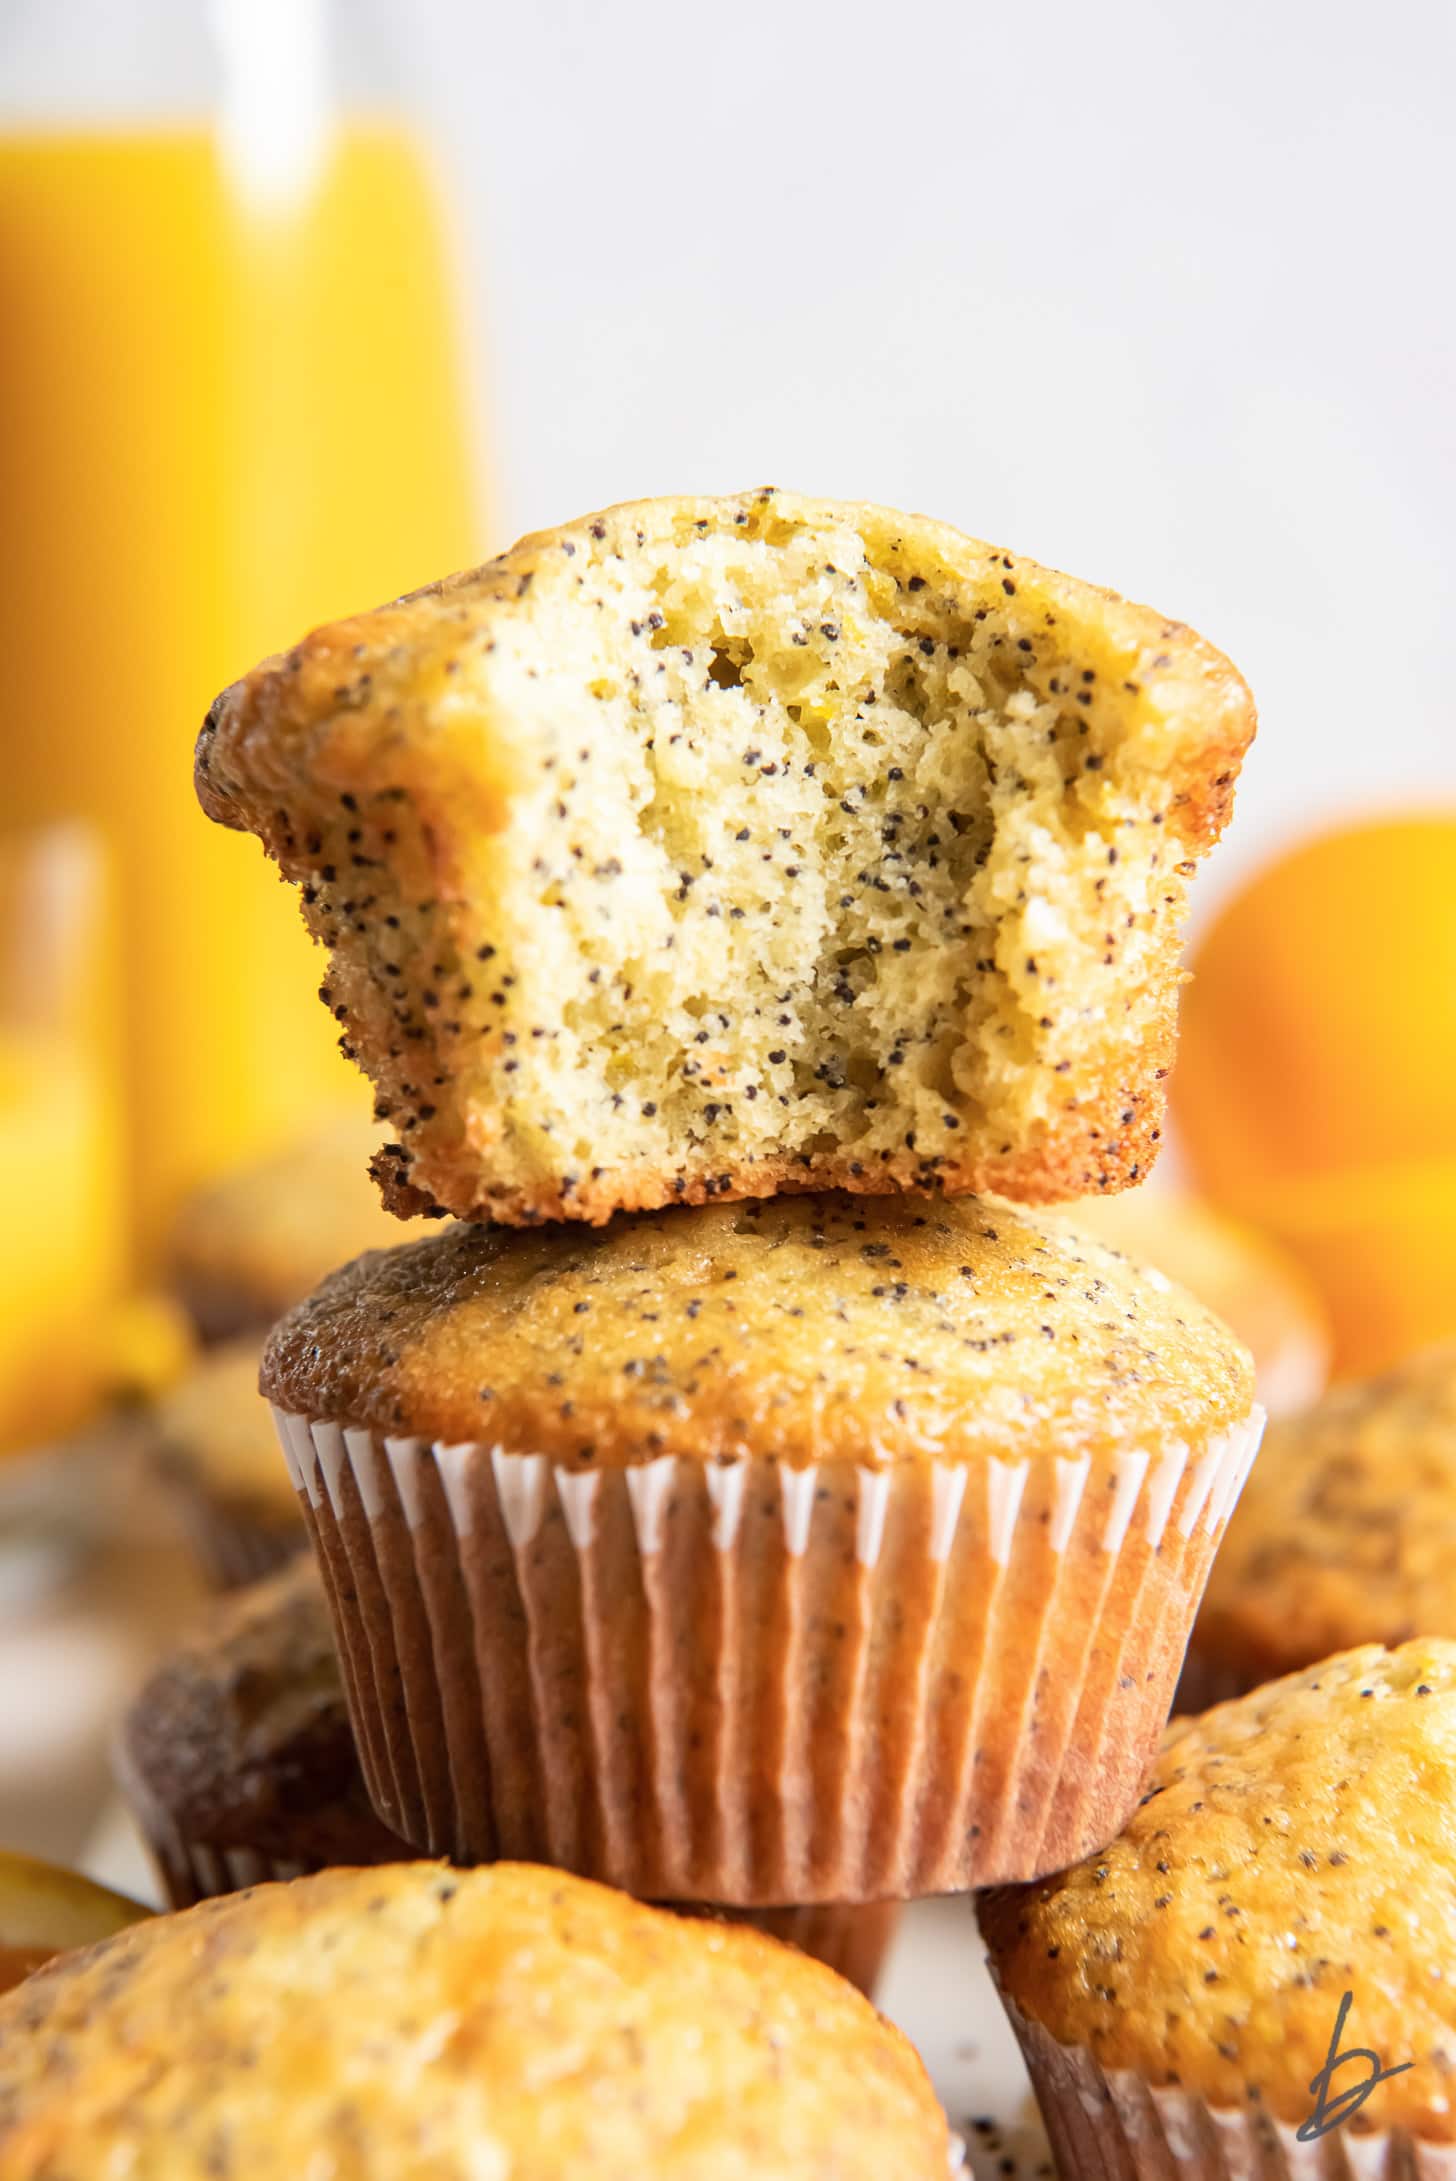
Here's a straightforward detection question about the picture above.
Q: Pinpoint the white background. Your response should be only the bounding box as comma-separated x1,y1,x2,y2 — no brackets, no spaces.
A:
413,0,1456,907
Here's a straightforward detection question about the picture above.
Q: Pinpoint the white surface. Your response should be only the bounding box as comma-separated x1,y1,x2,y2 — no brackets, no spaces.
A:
412,0,1456,909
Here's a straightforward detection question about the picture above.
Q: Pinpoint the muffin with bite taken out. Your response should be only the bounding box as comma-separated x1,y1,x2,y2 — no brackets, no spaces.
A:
196,487,1255,1229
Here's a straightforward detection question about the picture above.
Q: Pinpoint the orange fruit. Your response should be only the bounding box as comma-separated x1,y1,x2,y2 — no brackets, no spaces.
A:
1176,815,1456,1376
1178,815,1456,1194
1241,1162,1456,1382
0,1851,148,1996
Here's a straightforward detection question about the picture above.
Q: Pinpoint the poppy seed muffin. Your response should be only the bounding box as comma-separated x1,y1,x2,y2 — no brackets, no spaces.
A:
195,487,1255,1228
149,1338,306,1586
115,1559,902,1994
168,1114,418,1343
265,1191,1259,1900
0,1862,951,2179
1062,1189,1329,1418
1189,1342,1456,1701
981,1642,1456,2169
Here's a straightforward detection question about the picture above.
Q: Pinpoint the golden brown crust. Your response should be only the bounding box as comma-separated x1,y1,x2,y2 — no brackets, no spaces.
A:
0,1863,950,2178
981,1641,1456,2138
1193,1342,1456,1689
1058,1190,1330,1414
262,1192,1253,1467
197,488,1254,1228
370,1098,1173,1223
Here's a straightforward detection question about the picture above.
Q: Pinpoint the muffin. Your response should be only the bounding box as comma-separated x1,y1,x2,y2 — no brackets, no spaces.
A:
0,1862,952,2179
683,1900,902,2001
167,1112,415,1342
981,1642,1456,2176
1188,1341,1456,1704
263,1192,1260,1902
148,1337,306,1586
114,1558,405,1904
115,1558,902,1996
1064,1189,1329,1417
196,486,1255,1228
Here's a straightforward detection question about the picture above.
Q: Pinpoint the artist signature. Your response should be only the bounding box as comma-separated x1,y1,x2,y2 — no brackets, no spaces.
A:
1295,1991,1413,2142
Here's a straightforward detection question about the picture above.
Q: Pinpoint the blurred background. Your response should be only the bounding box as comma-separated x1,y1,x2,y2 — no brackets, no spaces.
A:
0,0,1452,1918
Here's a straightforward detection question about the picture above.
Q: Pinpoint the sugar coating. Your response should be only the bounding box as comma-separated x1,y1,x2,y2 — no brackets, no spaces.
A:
196,489,1254,1227
1196,1341,1456,1685
0,1862,950,2178
982,1640,1456,2138
261,1192,1253,1467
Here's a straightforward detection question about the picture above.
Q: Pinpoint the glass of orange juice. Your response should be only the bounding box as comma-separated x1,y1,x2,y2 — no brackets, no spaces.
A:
0,825,125,1465
0,1,484,1268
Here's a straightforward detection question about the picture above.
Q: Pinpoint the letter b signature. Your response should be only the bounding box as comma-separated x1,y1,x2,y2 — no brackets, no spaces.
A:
1295,1991,1413,2142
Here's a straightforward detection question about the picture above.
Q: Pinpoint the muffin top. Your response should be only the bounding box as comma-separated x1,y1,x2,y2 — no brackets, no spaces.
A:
1195,1343,1456,1683
0,1862,950,2179
116,1561,399,1867
150,1338,298,1520
981,1640,1456,2137
168,1115,413,1339
196,488,1252,1230
264,1192,1254,1467
1062,1190,1328,1417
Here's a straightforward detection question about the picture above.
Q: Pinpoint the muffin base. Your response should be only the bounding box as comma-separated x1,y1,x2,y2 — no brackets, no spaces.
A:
680,1901,902,2000
1001,1996,1456,2180
274,1403,1262,1903
127,1807,900,1997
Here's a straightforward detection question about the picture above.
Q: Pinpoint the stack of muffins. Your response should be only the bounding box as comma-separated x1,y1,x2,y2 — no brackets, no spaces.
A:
5,489,1276,2174
185,488,1260,1898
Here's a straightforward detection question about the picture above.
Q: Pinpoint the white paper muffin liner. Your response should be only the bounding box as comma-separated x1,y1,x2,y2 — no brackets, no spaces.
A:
273,1402,1264,1904
1001,1995,1456,2181
682,1901,903,1999
118,1718,902,1995
137,1834,897,1993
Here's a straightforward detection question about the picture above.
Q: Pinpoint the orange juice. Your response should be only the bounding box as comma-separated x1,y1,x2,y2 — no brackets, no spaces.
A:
0,1027,122,1455
0,126,480,1262
0,825,127,1455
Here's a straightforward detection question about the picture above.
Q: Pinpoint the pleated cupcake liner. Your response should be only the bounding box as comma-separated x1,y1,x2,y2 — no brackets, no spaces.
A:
134,1829,896,1993
678,1901,903,1999
150,1834,312,1910
116,1722,901,1994
274,1402,1264,1905
1000,1995,1456,2181
110,1729,314,1911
